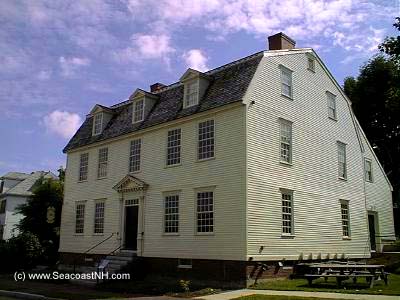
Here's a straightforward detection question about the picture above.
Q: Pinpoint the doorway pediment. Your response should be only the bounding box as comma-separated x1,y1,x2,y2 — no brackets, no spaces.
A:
113,174,148,193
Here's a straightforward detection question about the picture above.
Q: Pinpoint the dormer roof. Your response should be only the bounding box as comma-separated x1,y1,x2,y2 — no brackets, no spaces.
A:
129,88,159,101
89,104,114,116
180,68,211,82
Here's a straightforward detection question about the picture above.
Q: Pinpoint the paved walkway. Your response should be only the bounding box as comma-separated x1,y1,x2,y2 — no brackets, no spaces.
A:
197,289,400,300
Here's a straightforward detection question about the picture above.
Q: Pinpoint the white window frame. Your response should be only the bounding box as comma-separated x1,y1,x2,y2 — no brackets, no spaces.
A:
129,139,142,173
337,141,347,179
75,202,85,234
198,119,215,161
280,65,293,99
94,200,105,234
93,113,103,136
279,119,293,164
340,200,351,238
166,128,182,166
327,92,337,120
79,153,89,182
97,147,108,179
164,193,179,234
307,57,315,72
133,98,145,123
281,189,294,235
196,190,214,234
183,80,199,108
364,158,373,182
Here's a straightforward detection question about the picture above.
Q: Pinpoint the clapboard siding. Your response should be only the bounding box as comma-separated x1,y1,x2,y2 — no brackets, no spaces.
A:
359,126,395,248
59,104,247,260
245,52,374,260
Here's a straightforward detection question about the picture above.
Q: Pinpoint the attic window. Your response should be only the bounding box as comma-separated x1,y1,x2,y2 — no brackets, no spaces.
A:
184,81,199,108
93,113,103,136
307,57,315,72
133,99,144,123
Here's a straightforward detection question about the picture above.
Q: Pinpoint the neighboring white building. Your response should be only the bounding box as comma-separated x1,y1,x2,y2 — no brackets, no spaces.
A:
0,171,57,240
59,33,395,285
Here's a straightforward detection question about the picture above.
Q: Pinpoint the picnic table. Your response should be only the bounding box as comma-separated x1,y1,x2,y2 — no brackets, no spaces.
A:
300,262,389,288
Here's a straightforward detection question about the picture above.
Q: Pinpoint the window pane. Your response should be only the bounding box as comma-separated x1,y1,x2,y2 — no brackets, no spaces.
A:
75,203,85,234
166,129,181,166
97,148,108,178
164,195,179,233
280,120,292,163
197,191,214,233
198,120,215,160
281,191,293,234
94,201,105,234
79,153,89,181
129,139,141,172
133,99,144,122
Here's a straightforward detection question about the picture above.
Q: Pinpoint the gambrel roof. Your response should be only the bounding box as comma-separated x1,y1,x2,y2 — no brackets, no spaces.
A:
63,51,263,153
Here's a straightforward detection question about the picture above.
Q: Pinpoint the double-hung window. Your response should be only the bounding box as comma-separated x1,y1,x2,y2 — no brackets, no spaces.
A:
197,191,214,233
364,158,373,182
184,81,199,108
340,200,350,237
307,57,315,72
97,148,108,179
166,129,181,166
280,119,292,164
327,92,337,120
75,202,85,234
281,190,294,235
198,120,215,160
337,142,347,179
79,153,89,181
93,113,103,135
164,194,179,233
129,139,141,172
280,66,293,98
94,201,105,234
133,99,144,123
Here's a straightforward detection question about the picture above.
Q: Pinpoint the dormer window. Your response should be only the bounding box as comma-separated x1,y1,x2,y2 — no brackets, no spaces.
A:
93,113,103,136
133,98,144,123
184,81,199,108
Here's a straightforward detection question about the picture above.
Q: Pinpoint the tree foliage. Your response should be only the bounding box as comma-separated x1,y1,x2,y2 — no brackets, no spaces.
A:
379,17,400,66
15,177,63,263
344,56,400,205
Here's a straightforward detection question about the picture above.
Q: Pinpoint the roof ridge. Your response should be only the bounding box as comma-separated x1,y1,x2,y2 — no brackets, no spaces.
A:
109,50,264,109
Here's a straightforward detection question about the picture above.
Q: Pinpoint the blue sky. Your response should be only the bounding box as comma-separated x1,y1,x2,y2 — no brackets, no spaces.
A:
0,0,399,176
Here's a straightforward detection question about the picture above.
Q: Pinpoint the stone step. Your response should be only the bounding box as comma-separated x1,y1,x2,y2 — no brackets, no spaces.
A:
119,250,137,257
106,255,133,262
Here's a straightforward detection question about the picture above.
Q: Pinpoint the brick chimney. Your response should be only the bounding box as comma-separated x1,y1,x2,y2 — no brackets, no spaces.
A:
268,32,296,50
150,82,166,93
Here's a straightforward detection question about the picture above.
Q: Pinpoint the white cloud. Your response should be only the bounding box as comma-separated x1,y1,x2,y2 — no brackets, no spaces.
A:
114,34,175,64
43,110,82,139
59,56,90,77
37,70,52,80
182,49,209,72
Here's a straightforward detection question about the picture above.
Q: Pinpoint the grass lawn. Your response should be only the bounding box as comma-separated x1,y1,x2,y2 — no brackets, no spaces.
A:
251,274,400,296
232,296,348,300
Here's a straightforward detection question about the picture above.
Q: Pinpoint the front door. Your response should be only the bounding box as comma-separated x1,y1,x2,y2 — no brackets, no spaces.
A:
368,214,376,251
124,205,138,250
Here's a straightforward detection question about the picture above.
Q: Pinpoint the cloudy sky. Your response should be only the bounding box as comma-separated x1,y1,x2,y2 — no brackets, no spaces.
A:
0,0,398,176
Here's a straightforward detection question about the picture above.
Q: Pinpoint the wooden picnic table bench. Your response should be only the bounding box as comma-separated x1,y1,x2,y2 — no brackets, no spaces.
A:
302,263,389,288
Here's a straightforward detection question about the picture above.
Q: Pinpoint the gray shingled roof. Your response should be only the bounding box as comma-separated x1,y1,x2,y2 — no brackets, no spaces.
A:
3,171,57,196
1,172,30,180
63,52,263,153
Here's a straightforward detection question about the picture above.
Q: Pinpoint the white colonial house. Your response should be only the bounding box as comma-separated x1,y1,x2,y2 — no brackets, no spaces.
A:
59,33,395,285
0,171,57,240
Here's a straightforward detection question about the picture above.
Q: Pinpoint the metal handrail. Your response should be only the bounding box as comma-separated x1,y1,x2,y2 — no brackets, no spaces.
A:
108,244,122,256
84,232,115,254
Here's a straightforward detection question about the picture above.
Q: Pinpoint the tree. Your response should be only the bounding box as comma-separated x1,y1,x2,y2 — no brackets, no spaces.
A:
344,56,400,208
379,17,400,66
15,177,63,264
